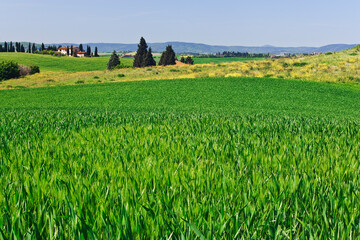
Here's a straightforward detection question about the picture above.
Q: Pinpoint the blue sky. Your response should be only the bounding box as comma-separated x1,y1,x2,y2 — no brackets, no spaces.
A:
1,0,359,46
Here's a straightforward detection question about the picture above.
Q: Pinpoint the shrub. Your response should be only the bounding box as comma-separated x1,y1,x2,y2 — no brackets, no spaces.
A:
93,76,100,79
117,74,125,77
0,61,20,81
293,62,308,67
325,52,333,55
19,65,32,77
30,65,40,75
75,80,85,84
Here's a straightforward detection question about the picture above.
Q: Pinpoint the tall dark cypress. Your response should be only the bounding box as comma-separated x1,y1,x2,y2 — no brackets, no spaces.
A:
144,47,156,67
86,46,91,56
28,42,31,53
21,44,25,52
66,46,70,56
0,44,3,52
79,44,83,52
9,42,14,52
133,37,148,67
70,45,73,56
32,43,36,53
41,43,45,51
94,47,99,57
4,42,8,52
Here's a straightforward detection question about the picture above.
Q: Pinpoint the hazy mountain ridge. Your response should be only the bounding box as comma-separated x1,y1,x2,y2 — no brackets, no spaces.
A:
1,42,357,54
55,42,357,54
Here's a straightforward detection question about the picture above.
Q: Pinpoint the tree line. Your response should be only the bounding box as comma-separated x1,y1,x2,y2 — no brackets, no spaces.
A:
0,41,99,57
196,51,270,58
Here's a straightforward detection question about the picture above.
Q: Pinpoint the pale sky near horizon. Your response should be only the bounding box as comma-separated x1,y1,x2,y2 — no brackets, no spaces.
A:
0,0,359,47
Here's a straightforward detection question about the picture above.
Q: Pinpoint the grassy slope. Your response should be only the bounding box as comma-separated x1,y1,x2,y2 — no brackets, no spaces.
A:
1,77,359,119
0,52,133,72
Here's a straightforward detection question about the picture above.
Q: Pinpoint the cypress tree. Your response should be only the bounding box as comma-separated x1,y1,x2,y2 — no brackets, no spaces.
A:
0,44,3,52
94,47,99,57
79,44,84,52
28,43,31,53
32,43,36,53
70,45,73,56
21,44,25,52
66,46,70,56
9,42,14,52
86,46,91,57
41,43,45,51
107,51,120,70
133,37,148,67
4,42,8,52
144,47,156,66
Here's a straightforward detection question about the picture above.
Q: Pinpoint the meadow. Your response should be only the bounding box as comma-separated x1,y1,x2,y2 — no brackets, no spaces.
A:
1,77,360,239
0,53,133,72
0,46,359,89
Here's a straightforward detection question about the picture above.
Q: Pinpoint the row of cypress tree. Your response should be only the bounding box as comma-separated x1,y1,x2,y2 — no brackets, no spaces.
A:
0,41,25,52
133,37,177,67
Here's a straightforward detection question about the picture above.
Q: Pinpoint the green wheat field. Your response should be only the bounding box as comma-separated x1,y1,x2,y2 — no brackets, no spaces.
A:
1,77,359,239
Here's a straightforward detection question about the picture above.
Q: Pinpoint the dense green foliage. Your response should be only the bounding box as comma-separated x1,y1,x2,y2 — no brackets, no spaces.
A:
0,61,20,81
0,77,359,238
107,51,121,70
133,37,148,68
159,45,176,66
0,53,133,72
133,37,156,68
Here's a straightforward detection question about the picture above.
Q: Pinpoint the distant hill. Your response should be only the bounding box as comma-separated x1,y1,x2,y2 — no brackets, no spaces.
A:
1,41,357,54
54,42,357,54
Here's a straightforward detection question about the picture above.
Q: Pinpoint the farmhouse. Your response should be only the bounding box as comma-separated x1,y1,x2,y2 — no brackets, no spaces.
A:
77,52,86,57
58,46,80,56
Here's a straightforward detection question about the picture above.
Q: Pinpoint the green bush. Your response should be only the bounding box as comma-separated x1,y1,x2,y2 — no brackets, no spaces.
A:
0,61,20,81
30,65,40,75
293,62,308,67
325,52,333,55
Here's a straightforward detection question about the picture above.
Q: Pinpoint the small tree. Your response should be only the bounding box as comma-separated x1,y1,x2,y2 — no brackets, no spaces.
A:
180,57,185,63
144,47,156,66
79,44,84,52
107,51,120,70
28,43,31,53
41,43,45,51
66,46,70,56
185,56,194,65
